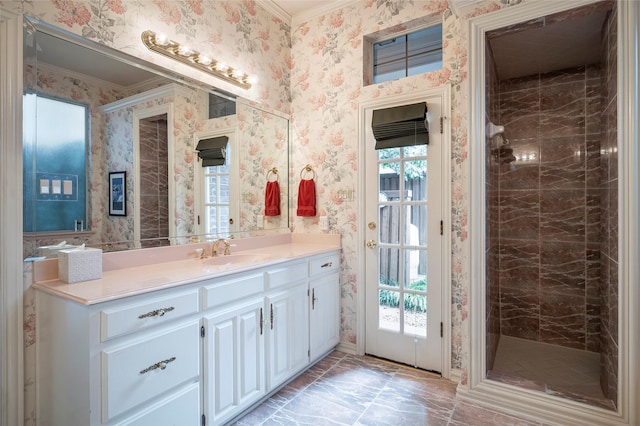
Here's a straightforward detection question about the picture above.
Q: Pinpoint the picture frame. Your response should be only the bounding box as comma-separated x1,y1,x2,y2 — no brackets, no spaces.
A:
109,171,126,216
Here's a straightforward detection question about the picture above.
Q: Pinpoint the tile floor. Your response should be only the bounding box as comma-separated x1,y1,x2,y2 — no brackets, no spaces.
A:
489,336,615,410
232,351,548,425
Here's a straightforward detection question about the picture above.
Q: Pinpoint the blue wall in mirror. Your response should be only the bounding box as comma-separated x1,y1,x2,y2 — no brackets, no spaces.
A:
23,93,88,232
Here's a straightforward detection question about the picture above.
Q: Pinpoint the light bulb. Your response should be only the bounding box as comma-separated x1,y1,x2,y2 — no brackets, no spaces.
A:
155,33,169,46
197,55,212,66
178,45,192,56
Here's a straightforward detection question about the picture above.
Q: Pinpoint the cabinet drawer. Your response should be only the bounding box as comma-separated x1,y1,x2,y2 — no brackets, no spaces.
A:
115,382,200,426
201,272,264,310
100,290,199,342
266,261,307,289
309,254,340,276
101,321,200,422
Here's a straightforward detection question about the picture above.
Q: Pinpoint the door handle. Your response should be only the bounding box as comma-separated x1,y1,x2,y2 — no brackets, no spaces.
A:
366,239,377,249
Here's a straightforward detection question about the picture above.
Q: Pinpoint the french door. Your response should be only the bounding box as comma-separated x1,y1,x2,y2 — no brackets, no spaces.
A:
364,94,444,372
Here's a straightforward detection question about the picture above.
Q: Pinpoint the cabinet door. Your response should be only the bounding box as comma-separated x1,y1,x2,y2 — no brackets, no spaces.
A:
266,283,309,390
202,298,265,426
116,383,200,426
309,271,340,362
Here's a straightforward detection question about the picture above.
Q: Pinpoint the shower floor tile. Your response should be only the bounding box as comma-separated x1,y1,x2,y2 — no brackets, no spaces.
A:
489,336,615,410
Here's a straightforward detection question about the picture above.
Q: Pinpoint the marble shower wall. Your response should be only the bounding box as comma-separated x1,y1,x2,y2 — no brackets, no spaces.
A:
485,0,618,405
497,64,603,351
485,42,501,371
599,4,618,406
138,116,170,248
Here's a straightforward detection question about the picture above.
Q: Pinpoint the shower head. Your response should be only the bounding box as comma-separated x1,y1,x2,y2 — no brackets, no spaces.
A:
486,122,505,138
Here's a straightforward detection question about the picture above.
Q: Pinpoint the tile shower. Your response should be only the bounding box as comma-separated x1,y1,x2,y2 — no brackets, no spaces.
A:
484,1,618,409
138,114,170,248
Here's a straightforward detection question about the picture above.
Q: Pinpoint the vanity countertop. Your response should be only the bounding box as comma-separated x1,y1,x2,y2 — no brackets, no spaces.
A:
32,234,341,305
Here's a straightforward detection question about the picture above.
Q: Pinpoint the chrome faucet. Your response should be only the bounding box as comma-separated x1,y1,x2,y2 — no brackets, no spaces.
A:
211,238,231,257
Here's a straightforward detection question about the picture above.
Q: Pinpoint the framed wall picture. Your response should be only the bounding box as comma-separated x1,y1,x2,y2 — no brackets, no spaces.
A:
109,171,126,216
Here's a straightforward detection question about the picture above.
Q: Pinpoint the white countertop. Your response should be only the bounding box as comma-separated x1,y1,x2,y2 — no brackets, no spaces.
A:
32,235,340,305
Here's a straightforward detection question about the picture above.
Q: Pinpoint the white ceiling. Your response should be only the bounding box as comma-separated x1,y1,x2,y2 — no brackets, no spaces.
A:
489,10,608,80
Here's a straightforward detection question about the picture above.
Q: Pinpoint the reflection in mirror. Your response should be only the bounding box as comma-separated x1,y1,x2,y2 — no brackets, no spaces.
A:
22,18,290,258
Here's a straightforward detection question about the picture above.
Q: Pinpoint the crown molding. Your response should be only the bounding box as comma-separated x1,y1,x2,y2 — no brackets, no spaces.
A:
258,0,291,23
98,83,192,113
258,0,359,26
448,0,484,17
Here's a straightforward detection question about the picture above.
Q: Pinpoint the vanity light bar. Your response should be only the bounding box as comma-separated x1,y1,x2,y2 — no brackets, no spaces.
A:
141,30,252,90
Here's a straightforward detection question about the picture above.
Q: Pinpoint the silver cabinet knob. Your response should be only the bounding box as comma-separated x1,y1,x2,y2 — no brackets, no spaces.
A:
366,239,377,249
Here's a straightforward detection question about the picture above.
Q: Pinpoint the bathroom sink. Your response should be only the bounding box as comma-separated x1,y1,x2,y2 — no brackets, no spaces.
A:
202,254,264,267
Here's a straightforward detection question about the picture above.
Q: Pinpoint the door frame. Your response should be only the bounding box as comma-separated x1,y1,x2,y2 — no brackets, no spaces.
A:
133,104,175,247
356,86,452,379
463,1,639,425
0,9,24,426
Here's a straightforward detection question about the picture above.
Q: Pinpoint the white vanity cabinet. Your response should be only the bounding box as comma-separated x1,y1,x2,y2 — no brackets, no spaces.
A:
35,248,341,426
36,288,201,426
309,253,341,362
200,271,267,426
265,261,310,390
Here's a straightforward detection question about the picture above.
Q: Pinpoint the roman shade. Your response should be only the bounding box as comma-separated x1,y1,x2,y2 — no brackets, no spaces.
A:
372,102,429,149
196,136,228,167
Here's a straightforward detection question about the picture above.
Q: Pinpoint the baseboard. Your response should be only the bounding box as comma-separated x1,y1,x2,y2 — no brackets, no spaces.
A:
449,368,462,383
336,341,357,355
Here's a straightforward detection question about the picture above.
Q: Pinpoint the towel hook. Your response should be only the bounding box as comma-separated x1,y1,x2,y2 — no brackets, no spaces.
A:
300,164,317,180
266,167,278,182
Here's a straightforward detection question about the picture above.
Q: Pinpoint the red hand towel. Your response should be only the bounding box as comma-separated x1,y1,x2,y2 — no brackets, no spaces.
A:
297,179,316,217
264,180,280,216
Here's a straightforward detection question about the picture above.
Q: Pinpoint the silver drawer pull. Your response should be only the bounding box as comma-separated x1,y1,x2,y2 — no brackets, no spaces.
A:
139,356,176,375
138,307,175,319
321,262,332,268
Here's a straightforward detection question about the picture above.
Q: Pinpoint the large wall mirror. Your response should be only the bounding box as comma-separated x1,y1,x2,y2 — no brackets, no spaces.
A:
22,18,290,257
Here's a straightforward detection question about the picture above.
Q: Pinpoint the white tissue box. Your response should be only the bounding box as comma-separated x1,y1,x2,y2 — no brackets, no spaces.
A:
58,247,103,283
39,244,78,258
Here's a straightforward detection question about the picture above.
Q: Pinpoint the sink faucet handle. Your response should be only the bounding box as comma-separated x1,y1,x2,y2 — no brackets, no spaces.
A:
196,248,207,259
222,240,231,255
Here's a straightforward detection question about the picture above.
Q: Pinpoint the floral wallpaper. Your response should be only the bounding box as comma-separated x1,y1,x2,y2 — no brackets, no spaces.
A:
12,0,531,423
4,0,292,112
289,0,520,384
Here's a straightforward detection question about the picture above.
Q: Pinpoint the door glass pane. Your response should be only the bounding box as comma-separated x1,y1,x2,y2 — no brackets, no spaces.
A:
378,147,400,160
379,205,400,244
403,293,426,337
404,248,426,283
402,144,427,157
218,206,229,231
207,206,218,233
379,289,400,332
404,205,427,245
379,247,400,287
403,160,427,201
207,175,217,202
218,174,229,203
405,174,426,202
379,165,400,202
